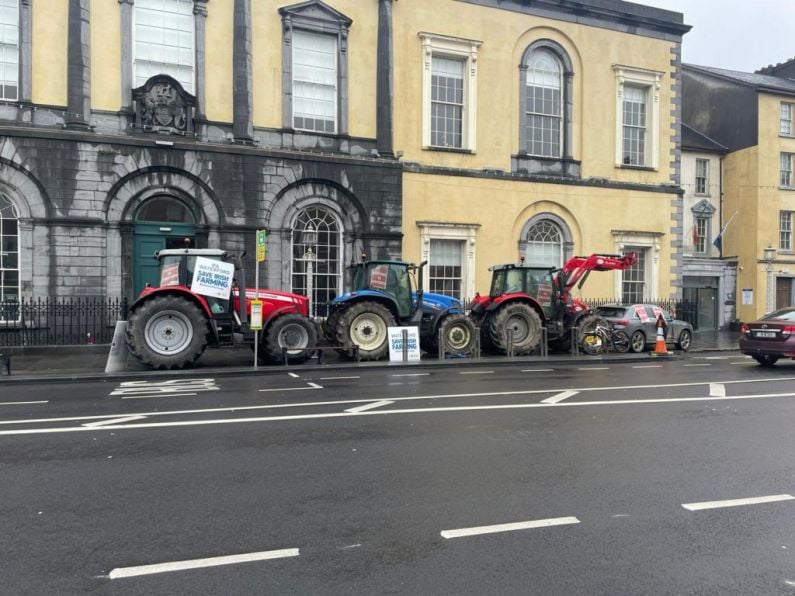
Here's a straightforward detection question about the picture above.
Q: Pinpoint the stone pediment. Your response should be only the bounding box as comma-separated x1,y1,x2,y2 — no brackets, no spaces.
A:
692,199,716,215
132,75,197,135
278,1,352,28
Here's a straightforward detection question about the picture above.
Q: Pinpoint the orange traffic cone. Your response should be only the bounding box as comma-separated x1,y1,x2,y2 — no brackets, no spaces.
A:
651,315,669,357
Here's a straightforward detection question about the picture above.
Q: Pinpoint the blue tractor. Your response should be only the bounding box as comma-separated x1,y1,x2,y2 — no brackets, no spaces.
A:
325,259,478,361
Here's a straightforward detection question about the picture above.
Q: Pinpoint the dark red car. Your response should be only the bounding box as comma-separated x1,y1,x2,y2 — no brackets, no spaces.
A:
739,306,795,366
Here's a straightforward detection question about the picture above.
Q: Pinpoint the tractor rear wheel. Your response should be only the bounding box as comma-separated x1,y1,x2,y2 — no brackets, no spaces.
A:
488,303,542,355
424,314,478,356
126,295,209,370
336,301,396,361
263,313,318,364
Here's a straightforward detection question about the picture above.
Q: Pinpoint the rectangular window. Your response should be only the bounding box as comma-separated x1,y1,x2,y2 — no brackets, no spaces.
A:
292,30,337,134
622,85,647,166
0,212,19,316
431,57,464,149
781,152,793,187
134,0,194,92
429,239,464,300
0,0,18,101
695,158,709,195
525,60,561,157
781,103,793,136
621,247,646,303
694,216,708,254
781,211,793,252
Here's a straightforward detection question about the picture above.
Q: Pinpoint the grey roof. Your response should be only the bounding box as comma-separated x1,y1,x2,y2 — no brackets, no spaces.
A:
681,124,728,153
684,63,795,95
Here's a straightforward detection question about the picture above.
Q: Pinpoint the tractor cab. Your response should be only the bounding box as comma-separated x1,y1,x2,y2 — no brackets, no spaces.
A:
486,262,557,318
349,260,418,320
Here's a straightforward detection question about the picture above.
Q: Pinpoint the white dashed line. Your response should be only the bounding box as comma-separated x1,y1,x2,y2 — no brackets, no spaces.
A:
109,548,300,579
391,373,430,377
82,415,146,427
288,373,300,378
684,364,711,367
0,401,48,406
319,376,360,380
542,390,579,404
633,365,662,369
522,369,554,373
345,400,394,413
682,494,794,511
460,371,494,375
709,383,726,397
578,367,610,371
441,516,580,539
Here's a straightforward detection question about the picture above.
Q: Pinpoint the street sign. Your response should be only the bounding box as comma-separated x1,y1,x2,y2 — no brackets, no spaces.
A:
256,229,267,262
250,299,263,330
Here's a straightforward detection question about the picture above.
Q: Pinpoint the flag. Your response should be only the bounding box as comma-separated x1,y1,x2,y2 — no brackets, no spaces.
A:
691,224,700,246
713,211,738,253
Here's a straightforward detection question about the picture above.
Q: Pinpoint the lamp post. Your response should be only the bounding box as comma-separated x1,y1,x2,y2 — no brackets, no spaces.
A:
303,226,318,319
763,244,776,314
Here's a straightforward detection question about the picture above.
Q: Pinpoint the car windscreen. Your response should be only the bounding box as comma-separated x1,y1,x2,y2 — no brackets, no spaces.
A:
596,307,626,318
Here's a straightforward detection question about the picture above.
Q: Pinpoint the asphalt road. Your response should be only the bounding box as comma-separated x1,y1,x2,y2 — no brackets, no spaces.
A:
1,353,794,595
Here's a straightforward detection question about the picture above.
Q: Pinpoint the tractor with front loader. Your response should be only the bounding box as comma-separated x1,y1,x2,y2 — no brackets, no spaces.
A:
469,252,638,355
325,259,478,361
126,247,317,370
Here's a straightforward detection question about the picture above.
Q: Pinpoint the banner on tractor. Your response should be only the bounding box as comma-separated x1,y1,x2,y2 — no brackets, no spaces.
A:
191,257,235,299
388,326,421,362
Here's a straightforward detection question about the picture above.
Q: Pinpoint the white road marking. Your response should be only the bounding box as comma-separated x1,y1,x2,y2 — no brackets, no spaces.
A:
122,392,197,400
682,494,794,511
391,373,430,377
633,365,662,369
441,516,579,539
259,384,322,393
522,369,554,373
684,364,711,367
542,390,579,404
0,401,48,406
731,361,755,365
308,382,323,389
709,383,726,397
82,415,146,427
109,548,300,579
6,391,795,436
460,371,494,375
578,367,609,371
110,379,218,397
345,400,394,413
288,373,299,378
319,376,360,380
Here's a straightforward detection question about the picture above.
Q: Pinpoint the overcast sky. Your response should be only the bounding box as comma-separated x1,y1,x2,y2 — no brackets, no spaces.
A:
641,0,795,73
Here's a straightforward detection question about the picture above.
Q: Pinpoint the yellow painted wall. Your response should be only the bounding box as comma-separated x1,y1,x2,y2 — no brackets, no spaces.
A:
205,0,234,123
254,1,378,137
392,0,676,186
90,0,121,111
32,0,68,106
403,171,676,298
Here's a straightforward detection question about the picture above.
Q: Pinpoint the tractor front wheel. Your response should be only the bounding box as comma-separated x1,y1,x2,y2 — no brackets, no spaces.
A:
426,314,478,356
263,313,318,364
488,303,543,355
336,302,396,361
126,295,209,370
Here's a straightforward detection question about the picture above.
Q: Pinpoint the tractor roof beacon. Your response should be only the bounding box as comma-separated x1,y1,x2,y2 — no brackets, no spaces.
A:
126,247,317,370
326,259,478,361
469,252,638,355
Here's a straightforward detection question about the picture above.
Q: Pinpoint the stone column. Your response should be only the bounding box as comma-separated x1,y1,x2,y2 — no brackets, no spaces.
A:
194,0,209,121
376,0,394,157
66,0,91,129
232,0,254,143
119,0,133,113
20,0,32,103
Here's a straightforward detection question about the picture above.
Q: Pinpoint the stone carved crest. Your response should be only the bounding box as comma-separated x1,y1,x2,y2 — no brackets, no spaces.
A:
132,75,196,134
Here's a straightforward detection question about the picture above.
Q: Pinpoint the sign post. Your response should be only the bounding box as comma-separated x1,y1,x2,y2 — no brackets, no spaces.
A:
254,230,267,367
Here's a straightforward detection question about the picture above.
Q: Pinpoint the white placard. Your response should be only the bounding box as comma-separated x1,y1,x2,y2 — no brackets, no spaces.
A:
190,257,235,300
388,326,421,362
742,288,753,305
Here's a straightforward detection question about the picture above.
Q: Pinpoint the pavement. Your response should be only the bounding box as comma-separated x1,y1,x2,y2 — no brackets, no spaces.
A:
0,329,741,384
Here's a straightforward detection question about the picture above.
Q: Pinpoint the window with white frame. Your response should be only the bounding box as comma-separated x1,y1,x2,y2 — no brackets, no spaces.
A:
292,30,337,134
0,0,18,101
524,219,563,267
0,194,19,311
781,103,793,136
134,0,195,92
613,66,662,169
694,216,708,254
781,152,793,187
695,158,709,195
291,205,342,319
524,48,562,157
621,247,646,303
429,239,464,299
781,210,793,252
420,33,481,152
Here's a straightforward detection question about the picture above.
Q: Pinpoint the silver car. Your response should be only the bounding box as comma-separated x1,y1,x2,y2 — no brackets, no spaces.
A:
595,304,694,352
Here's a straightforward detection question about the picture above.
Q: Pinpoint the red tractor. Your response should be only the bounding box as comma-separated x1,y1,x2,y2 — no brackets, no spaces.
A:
469,252,638,354
126,247,317,370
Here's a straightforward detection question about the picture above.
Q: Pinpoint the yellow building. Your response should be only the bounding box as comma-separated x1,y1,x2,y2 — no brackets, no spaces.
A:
684,61,795,322
391,0,690,304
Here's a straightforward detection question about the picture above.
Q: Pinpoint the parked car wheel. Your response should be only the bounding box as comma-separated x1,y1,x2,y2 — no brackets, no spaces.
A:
629,330,646,353
752,354,779,367
676,329,692,351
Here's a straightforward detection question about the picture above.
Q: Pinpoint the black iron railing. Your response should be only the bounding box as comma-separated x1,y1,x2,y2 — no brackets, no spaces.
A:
0,297,128,346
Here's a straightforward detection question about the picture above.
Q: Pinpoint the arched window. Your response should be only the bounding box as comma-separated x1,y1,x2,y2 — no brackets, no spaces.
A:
135,195,196,224
524,219,563,267
291,206,342,318
0,194,19,308
524,48,562,157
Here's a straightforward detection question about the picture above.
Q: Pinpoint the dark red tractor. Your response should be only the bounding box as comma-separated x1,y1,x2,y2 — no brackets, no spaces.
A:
469,253,638,354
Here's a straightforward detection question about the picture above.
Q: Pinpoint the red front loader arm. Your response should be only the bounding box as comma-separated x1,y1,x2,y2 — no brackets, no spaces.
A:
557,252,638,301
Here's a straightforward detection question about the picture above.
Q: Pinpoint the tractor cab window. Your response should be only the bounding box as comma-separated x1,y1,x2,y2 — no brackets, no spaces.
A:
158,254,231,314
353,263,412,318
490,270,506,298
505,269,524,294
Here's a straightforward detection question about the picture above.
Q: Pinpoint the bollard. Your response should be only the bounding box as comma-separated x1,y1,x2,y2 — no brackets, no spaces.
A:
0,352,10,376
401,329,408,362
105,320,129,373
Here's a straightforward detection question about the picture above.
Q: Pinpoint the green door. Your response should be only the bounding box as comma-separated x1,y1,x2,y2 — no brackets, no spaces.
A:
133,222,196,297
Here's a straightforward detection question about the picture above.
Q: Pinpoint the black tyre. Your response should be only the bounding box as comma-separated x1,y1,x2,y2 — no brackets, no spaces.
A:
323,308,343,343
488,303,542,355
676,329,692,352
752,354,779,367
612,330,631,353
263,313,318,364
628,330,646,353
434,314,478,356
126,294,209,370
335,301,396,361
577,315,609,355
